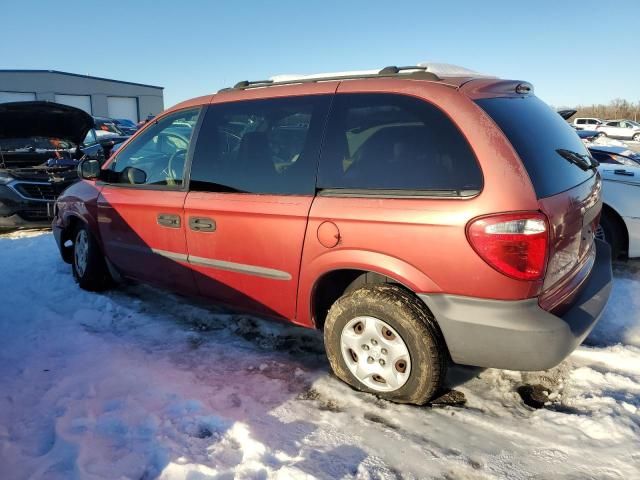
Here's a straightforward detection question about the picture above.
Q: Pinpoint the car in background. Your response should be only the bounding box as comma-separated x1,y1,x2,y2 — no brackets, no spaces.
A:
93,116,127,136
596,163,640,259
0,101,100,229
137,114,155,128
573,117,604,130
596,120,640,141
557,111,626,147
589,145,640,167
113,118,138,136
577,130,604,142
82,128,129,163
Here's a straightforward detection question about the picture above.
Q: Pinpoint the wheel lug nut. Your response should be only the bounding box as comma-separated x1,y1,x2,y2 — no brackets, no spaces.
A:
381,348,387,355
362,344,369,351
371,339,378,346
379,359,385,366
367,356,374,364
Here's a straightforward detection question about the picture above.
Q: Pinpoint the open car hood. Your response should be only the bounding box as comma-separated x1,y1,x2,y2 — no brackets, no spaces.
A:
0,101,94,144
557,109,577,120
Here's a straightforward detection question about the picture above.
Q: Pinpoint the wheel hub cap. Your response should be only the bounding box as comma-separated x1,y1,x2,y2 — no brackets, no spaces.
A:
340,316,411,392
75,230,88,277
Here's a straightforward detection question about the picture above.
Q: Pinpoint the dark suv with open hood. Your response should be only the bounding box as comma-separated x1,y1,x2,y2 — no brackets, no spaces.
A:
0,101,123,229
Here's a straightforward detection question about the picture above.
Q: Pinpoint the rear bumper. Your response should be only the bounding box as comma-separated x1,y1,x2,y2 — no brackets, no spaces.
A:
419,239,612,371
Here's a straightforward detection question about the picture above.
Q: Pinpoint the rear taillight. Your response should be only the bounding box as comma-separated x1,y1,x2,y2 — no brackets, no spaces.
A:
466,212,549,281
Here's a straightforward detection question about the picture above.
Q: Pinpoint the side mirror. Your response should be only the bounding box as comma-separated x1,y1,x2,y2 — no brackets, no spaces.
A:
78,158,100,180
120,166,147,185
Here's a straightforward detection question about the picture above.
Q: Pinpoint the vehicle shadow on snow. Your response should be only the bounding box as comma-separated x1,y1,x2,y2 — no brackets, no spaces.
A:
77,275,377,478
53,194,375,478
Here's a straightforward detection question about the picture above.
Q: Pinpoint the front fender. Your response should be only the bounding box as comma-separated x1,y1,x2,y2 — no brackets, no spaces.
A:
55,179,103,248
295,248,442,328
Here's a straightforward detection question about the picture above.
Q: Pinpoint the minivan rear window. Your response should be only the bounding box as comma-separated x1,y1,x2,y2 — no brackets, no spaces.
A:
476,96,594,199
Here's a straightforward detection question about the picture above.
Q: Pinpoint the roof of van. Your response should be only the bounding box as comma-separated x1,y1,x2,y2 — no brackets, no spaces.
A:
166,64,531,112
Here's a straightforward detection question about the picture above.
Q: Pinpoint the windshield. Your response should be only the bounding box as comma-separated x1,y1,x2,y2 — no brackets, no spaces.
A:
0,137,74,152
476,96,595,198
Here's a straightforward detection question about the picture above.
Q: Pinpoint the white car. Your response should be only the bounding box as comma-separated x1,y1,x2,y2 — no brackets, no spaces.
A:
573,117,604,130
596,120,640,141
596,164,640,259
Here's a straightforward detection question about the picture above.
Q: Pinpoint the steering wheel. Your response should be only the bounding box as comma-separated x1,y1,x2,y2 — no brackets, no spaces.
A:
165,148,187,185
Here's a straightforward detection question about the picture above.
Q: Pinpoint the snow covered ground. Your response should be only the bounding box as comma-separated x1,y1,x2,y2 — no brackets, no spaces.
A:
0,231,638,479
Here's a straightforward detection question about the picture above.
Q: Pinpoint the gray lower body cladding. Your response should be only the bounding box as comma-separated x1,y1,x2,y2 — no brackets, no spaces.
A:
419,240,612,371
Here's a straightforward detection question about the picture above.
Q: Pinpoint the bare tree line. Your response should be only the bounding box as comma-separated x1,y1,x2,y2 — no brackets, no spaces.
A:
570,99,640,121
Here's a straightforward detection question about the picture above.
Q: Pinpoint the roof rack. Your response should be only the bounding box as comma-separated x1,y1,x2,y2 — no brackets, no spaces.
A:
233,79,274,89
378,65,427,74
221,66,441,92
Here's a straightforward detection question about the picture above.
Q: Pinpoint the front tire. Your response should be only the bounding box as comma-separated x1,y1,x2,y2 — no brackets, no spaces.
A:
324,285,447,405
72,224,112,291
633,133,640,142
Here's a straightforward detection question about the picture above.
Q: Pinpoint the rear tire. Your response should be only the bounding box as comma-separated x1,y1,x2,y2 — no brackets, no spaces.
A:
633,133,640,142
324,284,447,405
596,212,623,260
72,223,113,291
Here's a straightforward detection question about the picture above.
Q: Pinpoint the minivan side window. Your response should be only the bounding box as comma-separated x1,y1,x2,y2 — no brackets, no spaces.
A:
317,93,482,194
107,108,200,187
190,95,331,195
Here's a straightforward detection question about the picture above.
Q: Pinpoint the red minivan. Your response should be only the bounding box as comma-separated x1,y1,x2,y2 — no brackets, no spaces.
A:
54,67,612,405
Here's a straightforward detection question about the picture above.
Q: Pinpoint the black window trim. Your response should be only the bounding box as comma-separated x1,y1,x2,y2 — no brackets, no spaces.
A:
98,106,204,192
316,187,481,199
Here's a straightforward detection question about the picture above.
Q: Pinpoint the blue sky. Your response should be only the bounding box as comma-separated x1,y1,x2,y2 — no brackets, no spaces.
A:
1,0,637,109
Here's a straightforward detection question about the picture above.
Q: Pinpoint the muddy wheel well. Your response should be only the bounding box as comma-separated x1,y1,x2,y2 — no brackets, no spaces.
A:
312,269,408,329
602,203,628,257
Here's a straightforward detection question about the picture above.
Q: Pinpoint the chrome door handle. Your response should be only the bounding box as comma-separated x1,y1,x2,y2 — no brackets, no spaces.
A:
157,213,181,228
189,216,216,232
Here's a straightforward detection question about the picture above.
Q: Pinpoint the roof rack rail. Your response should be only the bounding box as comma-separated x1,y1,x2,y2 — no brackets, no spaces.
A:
378,65,427,74
221,66,441,92
233,79,274,89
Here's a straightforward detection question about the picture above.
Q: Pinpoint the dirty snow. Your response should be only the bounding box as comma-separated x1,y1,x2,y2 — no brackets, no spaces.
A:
0,231,638,479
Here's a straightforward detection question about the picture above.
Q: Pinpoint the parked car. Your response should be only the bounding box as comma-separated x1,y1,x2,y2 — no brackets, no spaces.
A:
82,128,129,162
53,66,612,405
595,163,640,259
577,129,604,142
573,117,604,130
0,101,118,230
113,118,138,136
589,145,640,167
596,119,640,141
137,114,155,128
93,116,127,136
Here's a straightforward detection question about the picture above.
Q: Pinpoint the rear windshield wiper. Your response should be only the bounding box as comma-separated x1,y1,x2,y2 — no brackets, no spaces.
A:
556,149,598,171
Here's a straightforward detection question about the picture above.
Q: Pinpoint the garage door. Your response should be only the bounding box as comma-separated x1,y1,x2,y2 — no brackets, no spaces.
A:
0,91,36,103
107,97,138,122
54,94,92,114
